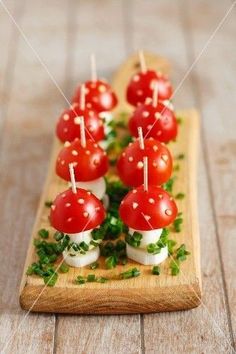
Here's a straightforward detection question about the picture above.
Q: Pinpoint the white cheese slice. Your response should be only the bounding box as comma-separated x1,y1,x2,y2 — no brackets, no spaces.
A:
67,229,93,244
63,247,100,268
126,243,168,265
73,176,106,200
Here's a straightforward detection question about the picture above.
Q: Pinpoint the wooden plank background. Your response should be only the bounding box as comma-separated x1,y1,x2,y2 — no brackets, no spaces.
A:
0,0,235,353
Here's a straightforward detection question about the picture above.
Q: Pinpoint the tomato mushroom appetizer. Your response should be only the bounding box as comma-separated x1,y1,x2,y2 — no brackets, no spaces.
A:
119,157,178,265
56,117,109,200
56,84,105,143
117,127,173,187
50,164,106,267
128,81,178,143
126,51,173,107
72,55,118,124
72,80,118,115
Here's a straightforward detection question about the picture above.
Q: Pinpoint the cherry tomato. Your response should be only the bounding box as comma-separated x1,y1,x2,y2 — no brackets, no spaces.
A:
50,188,106,233
56,139,108,182
127,70,173,106
128,102,178,143
72,80,118,113
117,138,173,187
56,105,105,143
119,185,177,230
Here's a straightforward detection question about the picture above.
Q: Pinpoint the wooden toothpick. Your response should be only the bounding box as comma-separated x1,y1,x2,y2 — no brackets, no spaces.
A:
138,50,147,74
69,163,77,194
80,84,86,110
152,81,158,107
143,156,148,192
79,116,86,148
138,127,144,150
91,53,97,82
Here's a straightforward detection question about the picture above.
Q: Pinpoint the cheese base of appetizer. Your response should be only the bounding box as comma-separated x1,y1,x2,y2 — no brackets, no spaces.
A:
67,230,92,244
102,193,110,209
129,227,163,248
63,247,100,268
72,177,106,200
99,111,113,125
126,243,168,265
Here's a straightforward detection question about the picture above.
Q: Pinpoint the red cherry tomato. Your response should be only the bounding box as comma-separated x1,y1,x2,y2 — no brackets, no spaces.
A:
56,105,105,143
50,188,106,233
119,185,177,230
126,70,173,107
72,80,118,113
117,139,172,187
56,139,108,182
128,102,178,143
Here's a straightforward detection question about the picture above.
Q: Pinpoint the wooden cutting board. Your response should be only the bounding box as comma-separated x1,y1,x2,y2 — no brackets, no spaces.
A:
19,52,202,314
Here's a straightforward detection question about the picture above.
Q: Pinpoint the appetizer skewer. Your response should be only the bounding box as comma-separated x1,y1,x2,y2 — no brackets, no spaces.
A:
119,157,178,265
128,82,178,143
56,84,105,143
126,51,173,107
72,54,118,124
50,164,106,267
56,117,109,200
117,127,173,187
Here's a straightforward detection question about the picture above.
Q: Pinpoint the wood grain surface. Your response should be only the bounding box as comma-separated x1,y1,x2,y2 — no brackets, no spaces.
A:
0,0,235,353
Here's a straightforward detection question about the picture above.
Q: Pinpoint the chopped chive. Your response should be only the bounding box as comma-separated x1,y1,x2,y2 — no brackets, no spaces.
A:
176,244,190,261
173,216,183,233
120,267,140,279
170,260,180,276
75,276,86,285
87,274,96,282
177,117,183,125
38,228,49,239
44,200,53,208
152,266,161,275
175,192,185,200
59,262,70,273
90,262,99,270
177,153,185,160
96,277,108,283
105,255,118,269
173,164,180,172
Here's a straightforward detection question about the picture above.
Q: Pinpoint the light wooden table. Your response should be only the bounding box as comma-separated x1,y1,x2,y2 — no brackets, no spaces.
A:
0,1,235,353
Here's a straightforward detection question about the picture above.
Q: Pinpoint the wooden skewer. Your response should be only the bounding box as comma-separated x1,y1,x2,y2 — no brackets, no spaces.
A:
80,84,86,110
152,81,158,107
69,163,77,194
90,53,97,82
79,116,86,148
138,50,147,74
143,156,148,192
138,127,145,150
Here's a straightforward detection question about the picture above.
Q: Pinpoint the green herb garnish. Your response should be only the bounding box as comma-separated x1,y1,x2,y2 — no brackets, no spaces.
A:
38,228,49,239
75,276,86,285
173,216,183,233
44,200,53,208
90,262,99,270
163,177,176,193
105,255,118,269
59,262,70,273
120,267,140,279
176,244,190,261
125,231,142,248
170,260,180,275
177,153,185,160
152,266,161,275
87,274,96,282
175,193,185,200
